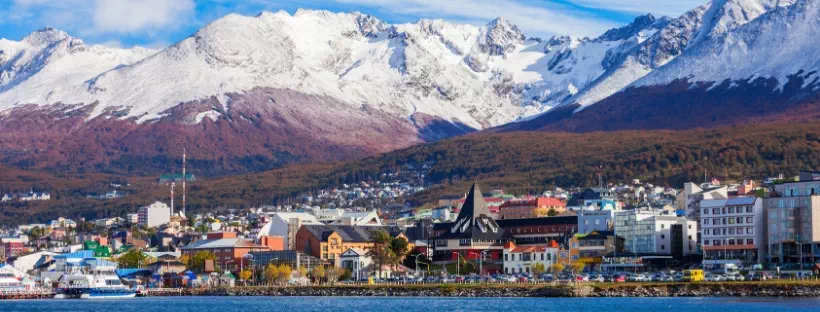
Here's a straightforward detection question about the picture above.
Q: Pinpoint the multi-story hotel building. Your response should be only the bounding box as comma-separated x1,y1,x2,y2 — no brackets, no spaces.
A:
699,197,765,268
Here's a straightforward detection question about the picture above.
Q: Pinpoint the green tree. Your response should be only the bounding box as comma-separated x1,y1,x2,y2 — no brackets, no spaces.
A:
367,230,393,278
190,251,216,272
388,237,409,271
117,248,147,268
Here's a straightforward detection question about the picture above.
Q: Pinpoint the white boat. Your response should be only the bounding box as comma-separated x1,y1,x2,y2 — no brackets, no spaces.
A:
55,258,135,299
0,271,28,294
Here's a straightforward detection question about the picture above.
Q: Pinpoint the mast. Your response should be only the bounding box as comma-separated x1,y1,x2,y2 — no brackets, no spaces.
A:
182,148,187,216
170,182,175,216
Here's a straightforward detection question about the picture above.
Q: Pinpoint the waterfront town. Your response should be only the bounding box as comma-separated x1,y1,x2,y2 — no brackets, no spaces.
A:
1,170,820,298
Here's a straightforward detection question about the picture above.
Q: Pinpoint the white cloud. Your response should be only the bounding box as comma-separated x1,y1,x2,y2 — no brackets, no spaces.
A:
568,0,707,17
93,0,195,34
5,0,195,37
336,0,620,38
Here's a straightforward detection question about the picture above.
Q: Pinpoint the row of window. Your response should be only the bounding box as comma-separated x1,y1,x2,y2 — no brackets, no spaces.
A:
703,217,753,225
703,238,754,246
504,253,552,262
703,206,754,215
704,227,755,236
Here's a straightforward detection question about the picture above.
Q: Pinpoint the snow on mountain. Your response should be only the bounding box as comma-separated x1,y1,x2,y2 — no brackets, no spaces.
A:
0,9,668,130
0,27,156,100
633,0,818,89
560,0,792,111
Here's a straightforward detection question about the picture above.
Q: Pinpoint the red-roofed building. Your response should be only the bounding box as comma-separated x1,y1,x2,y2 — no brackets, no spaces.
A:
498,197,566,219
502,241,558,274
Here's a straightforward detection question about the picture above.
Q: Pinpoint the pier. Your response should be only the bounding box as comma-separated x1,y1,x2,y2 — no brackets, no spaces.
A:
0,289,54,300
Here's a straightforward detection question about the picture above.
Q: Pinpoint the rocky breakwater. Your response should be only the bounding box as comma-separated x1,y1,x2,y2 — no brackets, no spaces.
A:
168,282,820,298
590,283,820,297
182,285,540,297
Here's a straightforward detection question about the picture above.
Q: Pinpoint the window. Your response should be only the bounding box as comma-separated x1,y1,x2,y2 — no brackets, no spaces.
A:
736,217,743,224
746,217,753,223
704,229,710,235
661,245,665,250
704,240,710,246
505,254,509,261
661,234,665,239
703,219,710,225
728,218,735,224
729,228,735,235
729,207,735,213
746,228,753,234
703,209,709,215
661,224,665,229
713,208,720,214
746,238,754,245
746,206,753,213
595,219,600,225
713,240,721,246
728,239,735,245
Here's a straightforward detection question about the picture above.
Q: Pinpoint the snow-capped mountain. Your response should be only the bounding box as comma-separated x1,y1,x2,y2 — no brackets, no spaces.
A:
633,0,817,89
502,0,820,133
0,27,156,97
558,0,795,111
0,9,669,129
2,1,819,173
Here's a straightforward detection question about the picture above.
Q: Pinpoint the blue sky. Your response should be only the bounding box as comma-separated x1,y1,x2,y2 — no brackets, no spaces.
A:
0,0,707,48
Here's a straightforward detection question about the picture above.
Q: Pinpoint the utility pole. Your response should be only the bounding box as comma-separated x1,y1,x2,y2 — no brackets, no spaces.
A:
182,148,187,216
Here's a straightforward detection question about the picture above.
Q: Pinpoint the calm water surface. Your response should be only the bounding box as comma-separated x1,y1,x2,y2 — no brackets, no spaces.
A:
1,296,818,312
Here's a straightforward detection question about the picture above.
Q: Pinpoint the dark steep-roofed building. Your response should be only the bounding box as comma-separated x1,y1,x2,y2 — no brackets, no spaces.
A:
432,183,583,274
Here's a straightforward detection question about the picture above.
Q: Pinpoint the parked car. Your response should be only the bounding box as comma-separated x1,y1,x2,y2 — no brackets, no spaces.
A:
613,275,626,283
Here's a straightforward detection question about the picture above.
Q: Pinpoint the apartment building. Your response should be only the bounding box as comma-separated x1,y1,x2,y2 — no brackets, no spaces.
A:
699,197,765,268
765,171,820,264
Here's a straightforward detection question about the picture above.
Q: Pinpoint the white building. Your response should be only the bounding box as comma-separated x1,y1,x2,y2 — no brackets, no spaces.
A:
699,197,765,268
677,182,728,218
126,213,139,225
138,201,171,228
614,209,698,258
502,242,558,274
330,210,382,226
256,212,322,250
314,208,345,223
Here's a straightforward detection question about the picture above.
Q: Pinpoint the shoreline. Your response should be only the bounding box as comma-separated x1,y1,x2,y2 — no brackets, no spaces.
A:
150,282,820,298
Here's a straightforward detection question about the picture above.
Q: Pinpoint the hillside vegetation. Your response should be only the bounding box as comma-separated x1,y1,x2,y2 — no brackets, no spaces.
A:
2,122,820,224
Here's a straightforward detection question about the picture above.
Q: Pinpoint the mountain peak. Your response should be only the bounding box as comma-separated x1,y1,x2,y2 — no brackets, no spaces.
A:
596,13,658,42
22,27,75,46
480,16,525,56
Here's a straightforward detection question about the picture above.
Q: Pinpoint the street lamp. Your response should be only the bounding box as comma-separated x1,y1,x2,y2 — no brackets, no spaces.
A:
414,254,426,278
468,251,489,276
452,252,464,276
241,254,254,286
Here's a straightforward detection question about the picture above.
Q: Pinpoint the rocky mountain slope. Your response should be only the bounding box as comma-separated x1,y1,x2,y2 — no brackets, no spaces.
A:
2,1,819,174
0,9,669,173
503,0,820,132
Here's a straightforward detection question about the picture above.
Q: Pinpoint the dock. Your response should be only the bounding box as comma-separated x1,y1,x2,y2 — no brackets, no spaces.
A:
0,289,54,300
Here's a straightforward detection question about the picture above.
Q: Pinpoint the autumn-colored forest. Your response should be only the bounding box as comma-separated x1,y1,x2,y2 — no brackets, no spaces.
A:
2,121,820,225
